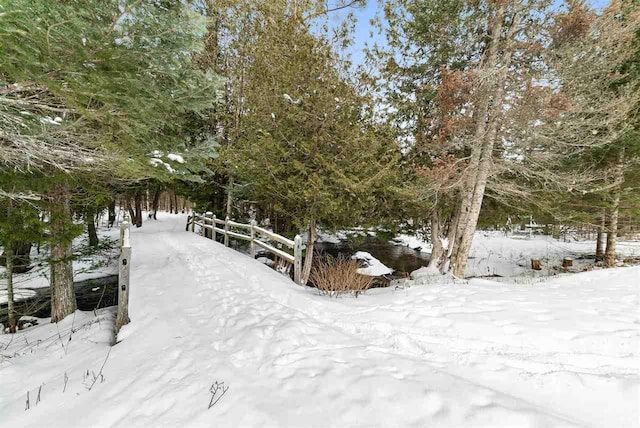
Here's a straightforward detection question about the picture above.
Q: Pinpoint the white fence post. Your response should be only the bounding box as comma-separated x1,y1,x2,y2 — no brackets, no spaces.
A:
250,220,256,258
224,216,230,247
212,215,217,241
200,212,206,237
294,234,302,285
116,219,131,333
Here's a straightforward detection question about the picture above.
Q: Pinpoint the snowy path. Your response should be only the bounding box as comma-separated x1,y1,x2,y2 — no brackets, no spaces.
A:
1,214,638,427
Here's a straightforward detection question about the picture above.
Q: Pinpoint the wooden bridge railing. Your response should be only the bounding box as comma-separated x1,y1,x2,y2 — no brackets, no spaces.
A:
187,212,303,285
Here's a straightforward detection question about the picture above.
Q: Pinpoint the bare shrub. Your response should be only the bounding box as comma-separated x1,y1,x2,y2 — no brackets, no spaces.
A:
310,256,372,297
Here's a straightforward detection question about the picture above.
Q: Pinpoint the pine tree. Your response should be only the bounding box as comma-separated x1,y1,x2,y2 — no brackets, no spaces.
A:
1,0,222,321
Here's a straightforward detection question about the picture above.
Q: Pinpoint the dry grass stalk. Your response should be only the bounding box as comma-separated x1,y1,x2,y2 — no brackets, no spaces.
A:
310,256,372,297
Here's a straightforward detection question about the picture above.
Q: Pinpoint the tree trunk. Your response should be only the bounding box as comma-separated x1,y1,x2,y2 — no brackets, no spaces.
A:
450,4,506,264
604,149,625,267
108,201,116,227
5,246,16,333
428,210,444,269
450,5,521,278
49,182,76,323
595,207,605,262
134,192,143,227
86,207,99,247
300,219,316,286
226,176,234,219
439,203,460,273
152,187,161,220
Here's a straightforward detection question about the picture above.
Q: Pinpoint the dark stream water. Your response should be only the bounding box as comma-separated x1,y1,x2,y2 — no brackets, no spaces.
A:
315,235,431,275
0,275,118,327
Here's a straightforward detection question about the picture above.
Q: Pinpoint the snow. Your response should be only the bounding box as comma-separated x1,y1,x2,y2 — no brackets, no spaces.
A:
149,158,163,167
39,116,62,125
394,231,640,277
1,214,638,427
283,93,301,105
167,153,184,163
352,251,393,276
410,265,440,279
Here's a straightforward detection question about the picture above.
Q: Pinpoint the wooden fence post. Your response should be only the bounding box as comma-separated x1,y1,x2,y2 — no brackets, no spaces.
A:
116,220,131,333
191,211,195,232
294,234,302,285
250,220,256,258
224,216,230,247
212,215,217,242
205,211,213,239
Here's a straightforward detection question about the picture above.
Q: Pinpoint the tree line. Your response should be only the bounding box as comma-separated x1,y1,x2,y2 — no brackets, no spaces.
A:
1,0,639,332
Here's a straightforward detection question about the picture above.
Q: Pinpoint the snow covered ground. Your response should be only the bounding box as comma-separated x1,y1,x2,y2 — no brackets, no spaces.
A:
1,214,638,427
393,232,640,277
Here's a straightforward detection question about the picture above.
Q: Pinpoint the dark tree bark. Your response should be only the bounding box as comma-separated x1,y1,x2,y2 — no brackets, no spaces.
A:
604,149,625,267
86,207,99,247
173,192,179,215
127,202,136,225
49,182,76,323
5,246,16,333
152,187,161,220
134,192,143,227
595,208,605,262
108,201,116,228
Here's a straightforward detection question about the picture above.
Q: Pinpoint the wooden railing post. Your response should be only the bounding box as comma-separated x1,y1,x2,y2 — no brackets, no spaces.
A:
205,211,213,239
224,216,230,247
294,234,302,285
191,210,195,232
250,220,257,258
116,219,131,333
212,215,217,242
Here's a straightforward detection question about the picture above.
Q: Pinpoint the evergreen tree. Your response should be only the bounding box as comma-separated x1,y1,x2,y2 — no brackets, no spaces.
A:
0,0,222,321
222,2,401,284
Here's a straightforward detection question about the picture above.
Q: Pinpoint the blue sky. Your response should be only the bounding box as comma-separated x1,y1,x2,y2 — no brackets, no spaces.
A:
327,0,613,67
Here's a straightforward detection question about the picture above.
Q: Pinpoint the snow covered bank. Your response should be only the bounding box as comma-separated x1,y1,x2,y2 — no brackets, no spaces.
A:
394,231,640,277
351,251,393,276
1,214,638,427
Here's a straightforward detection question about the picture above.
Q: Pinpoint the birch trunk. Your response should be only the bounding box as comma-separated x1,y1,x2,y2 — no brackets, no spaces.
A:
428,210,444,269
300,219,316,286
50,182,76,323
450,6,521,277
604,149,625,267
451,4,506,263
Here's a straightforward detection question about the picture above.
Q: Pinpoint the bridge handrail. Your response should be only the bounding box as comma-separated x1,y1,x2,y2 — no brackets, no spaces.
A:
187,212,303,285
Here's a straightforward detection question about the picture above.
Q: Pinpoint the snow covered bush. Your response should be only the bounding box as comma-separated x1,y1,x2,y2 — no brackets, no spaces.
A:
310,256,372,297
